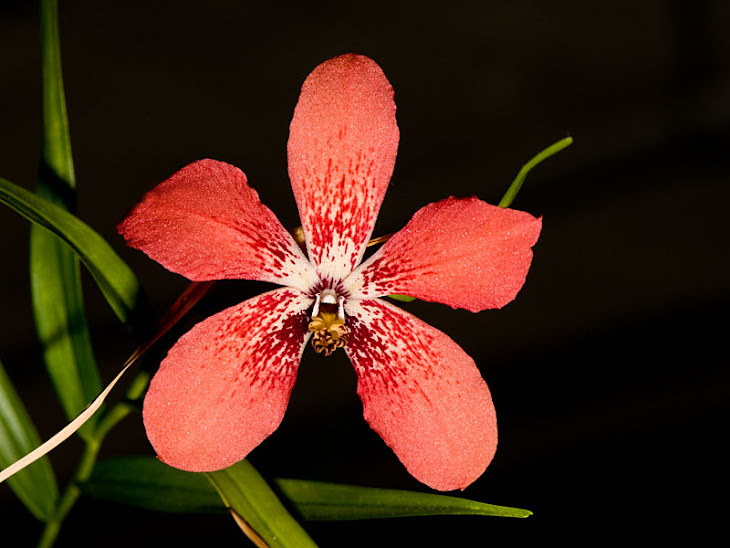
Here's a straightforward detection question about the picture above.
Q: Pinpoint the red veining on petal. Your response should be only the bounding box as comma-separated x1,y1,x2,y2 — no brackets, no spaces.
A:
345,197,542,311
344,299,497,491
288,54,399,283
302,149,378,271
347,303,437,401
143,287,312,472
118,159,316,292
211,291,308,391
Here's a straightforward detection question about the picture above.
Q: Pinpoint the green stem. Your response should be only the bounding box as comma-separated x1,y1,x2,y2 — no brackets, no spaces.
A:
37,438,100,548
498,136,573,208
35,371,148,547
35,364,153,547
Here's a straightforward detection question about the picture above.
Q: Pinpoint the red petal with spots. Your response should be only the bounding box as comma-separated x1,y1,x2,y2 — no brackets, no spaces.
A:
344,298,497,491
143,287,312,472
287,54,400,284
118,159,317,292
345,197,542,312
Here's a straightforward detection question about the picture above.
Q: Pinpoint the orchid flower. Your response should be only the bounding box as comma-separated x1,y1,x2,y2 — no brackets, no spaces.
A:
117,54,541,492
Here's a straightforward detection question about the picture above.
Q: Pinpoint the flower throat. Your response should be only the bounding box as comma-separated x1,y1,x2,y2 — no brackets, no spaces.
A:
308,289,348,356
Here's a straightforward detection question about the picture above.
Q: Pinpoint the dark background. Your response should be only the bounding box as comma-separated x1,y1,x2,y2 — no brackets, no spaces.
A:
1,0,728,545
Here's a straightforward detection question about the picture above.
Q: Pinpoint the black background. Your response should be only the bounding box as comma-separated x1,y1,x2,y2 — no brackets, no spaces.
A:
1,1,728,546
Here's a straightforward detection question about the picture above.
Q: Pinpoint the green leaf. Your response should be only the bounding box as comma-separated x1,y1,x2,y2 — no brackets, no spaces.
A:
499,136,573,208
30,0,101,436
0,358,58,521
30,231,100,437
387,294,417,303
83,456,223,514
274,479,532,520
207,461,319,547
39,0,74,183
0,175,149,333
83,457,530,524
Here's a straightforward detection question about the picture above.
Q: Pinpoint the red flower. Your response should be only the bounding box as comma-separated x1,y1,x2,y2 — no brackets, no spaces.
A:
118,54,541,491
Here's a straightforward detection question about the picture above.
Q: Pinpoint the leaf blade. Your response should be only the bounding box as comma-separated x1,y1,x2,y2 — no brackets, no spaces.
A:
30,225,101,436
39,0,74,185
207,461,319,547
274,479,532,520
30,0,101,433
0,175,149,333
82,457,531,523
83,456,223,514
0,358,58,521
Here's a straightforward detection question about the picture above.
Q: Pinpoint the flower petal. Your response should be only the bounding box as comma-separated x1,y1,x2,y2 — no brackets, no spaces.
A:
143,287,312,472
344,298,497,491
345,197,542,312
118,159,317,292
287,54,400,284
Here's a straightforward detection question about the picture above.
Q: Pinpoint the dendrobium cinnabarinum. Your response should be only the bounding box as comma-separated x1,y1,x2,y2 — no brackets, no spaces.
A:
118,54,541,491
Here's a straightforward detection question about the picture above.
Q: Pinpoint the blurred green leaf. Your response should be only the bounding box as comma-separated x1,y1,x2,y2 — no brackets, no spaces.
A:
30,0,101,437
387,294,417,302
0,176,148,333
0,358,58,521
275,479,532,520
207,460,319,547
83,456,223,514
499,136,573,208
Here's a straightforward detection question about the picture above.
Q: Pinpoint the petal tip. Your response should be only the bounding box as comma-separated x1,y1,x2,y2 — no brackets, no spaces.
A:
347,299,498,492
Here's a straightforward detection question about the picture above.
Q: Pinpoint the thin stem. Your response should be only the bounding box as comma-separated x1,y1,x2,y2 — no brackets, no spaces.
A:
229,509,270,548
37,367,149,547
498,136,573,208
367,233,393,247
37,439,100,548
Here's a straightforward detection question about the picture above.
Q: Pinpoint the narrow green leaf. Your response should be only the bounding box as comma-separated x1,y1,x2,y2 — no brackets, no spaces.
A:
0,358,58,521
0,175,149,333
30,0,101,434
207,461,319,547
39,0,74,183
387,294,417,303
82,456,530,524
499,136,573,208
83,456,223,514
29,233,100,436
275,479,531,520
